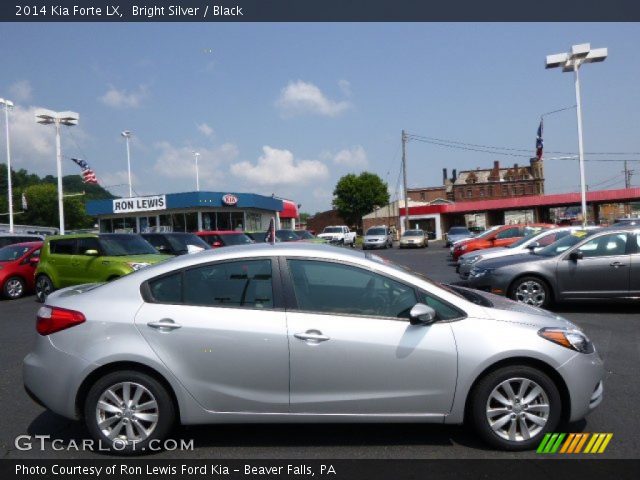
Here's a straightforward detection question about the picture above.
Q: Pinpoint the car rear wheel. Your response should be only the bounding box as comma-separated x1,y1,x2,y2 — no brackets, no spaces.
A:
35,275,54,303
470,365,561,451
4,276,26,300
510,276,550,308
84,370,175,455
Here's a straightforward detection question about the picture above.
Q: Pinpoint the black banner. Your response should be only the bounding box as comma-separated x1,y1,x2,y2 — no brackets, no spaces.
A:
5,459,640,480
2,0,640,22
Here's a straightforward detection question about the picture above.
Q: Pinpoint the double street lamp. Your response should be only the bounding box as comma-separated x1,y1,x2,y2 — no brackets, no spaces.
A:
35,109,80,235
121,130,133,197
546,43,608,227
193,151,201,191
0,98,14,232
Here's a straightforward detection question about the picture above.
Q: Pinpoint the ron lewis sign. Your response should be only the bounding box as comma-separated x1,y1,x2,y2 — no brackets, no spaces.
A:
113,195,167,213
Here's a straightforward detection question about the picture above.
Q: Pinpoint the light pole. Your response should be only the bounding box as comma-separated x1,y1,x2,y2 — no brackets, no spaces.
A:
121,130,133,197
193,151,200,191
0,98,14,232
546,43,607,227
35,109,79,235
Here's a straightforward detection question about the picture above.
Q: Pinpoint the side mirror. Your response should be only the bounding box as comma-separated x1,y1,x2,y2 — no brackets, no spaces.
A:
28,256,40,266
526,242,540,251
155,245,168,252
409,303,437,326
84,249,99,256
212,241,223,248
569,250,583,261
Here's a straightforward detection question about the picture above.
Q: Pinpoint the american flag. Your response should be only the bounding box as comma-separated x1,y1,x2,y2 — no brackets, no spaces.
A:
536,119,544,160
70,158,98,184
265,217,276,244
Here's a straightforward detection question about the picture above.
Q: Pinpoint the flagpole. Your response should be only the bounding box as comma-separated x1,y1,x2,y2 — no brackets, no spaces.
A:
2,99,14,233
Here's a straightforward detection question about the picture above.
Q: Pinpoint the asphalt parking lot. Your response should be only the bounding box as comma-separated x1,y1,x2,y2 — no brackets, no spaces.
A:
1,242,638,459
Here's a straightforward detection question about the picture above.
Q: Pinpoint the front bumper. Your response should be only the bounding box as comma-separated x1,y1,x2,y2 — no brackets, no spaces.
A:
466,270,511,295
557,351,605,421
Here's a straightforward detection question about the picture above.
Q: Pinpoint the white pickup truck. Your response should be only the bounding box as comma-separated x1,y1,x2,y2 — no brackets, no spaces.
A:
317,225,357,247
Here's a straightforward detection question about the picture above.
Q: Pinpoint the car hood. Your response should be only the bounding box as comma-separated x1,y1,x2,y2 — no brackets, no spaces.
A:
318,232,340,237
475,251,547,270
100,254,171,264
467,288,576,329
461,246,506,260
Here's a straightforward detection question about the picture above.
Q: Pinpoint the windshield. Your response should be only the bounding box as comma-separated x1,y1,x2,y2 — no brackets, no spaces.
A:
323,227,343,233
296,230,314,239
402,230,424,237
276,230,301,242
535,230,595,257
165,234,211,253
506,233,538,249
367,228,387,236
222,233,254,245
0,244,31,261
99,234,159,256
448,227,470,235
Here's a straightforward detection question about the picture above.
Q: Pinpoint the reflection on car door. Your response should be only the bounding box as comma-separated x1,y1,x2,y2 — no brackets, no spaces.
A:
556,232,631,299
135,258,290,413
283,259,458,416
48,238,77,287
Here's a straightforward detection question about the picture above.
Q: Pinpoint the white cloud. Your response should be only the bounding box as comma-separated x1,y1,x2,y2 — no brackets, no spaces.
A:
9,80,33,102
97,170,138,195
329,145,368,167
99,84,148,108
338,79,351,96
197,122,214,137
276,80,350,117
153,141,239,189
230,146,329,186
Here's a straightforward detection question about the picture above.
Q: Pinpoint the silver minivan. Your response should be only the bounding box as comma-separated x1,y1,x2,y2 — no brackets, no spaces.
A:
363,226,393,250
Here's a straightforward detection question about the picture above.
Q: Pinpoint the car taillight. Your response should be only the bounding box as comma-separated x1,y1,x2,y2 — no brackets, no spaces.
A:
36,306,86,336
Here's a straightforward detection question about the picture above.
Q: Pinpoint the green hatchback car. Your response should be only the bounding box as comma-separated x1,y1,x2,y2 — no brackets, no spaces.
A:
35,233,170,302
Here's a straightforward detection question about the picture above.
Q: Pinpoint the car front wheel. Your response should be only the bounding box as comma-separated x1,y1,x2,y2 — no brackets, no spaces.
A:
84,370,175,455
4,276,26,299
470,365,561,451
510,276,551,308
35,275,54,303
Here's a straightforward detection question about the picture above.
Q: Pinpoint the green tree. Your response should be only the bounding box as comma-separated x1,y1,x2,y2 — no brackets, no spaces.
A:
332,172,390,231
21,184,95,230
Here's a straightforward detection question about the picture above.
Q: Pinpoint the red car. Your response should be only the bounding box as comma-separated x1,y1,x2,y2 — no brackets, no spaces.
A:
0,241,42,300
452,223,555,261
195,230,254,248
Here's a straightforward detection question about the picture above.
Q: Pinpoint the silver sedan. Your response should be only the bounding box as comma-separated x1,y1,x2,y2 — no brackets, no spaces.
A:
23,243,603,454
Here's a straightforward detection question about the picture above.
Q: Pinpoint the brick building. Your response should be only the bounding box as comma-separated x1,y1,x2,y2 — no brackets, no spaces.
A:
306,209,349,235
451,158,544,202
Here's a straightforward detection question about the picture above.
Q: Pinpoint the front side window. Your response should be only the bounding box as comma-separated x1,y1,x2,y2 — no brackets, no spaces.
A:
77,237,101,255
183,259,273,308
287,259,417,319
577,233,628,258
0,244,31,261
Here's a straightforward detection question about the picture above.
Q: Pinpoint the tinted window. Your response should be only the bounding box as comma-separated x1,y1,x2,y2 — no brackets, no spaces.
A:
496,227,521,239
536,230,595,257
49,238,76,255
578,233,628,258
99,234,158,256
143,234,173,253
149,272,182,304
287,259,417,319
220,233,253,246
367,228,387,236
448,227,470,235
276,230,300,242
77,237,101,255
417,291,464,320
183,259,273,309
0,244,31,261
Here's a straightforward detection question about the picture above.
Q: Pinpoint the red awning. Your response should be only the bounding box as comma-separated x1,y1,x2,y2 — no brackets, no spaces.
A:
280,199,299,219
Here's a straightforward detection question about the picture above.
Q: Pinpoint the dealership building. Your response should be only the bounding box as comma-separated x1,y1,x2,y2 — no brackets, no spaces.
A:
86,191,299,233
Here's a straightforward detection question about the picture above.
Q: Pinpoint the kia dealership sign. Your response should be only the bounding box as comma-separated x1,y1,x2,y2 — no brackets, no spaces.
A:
222,193,239,206
113,195,167,213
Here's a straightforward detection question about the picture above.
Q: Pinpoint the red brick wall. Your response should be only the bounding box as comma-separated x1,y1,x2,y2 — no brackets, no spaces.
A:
453,180,543,201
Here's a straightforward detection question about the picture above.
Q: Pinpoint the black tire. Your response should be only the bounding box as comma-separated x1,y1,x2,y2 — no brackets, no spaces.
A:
84,370,176,455
3,276,26,300
469,365,562,451
509,276,552,309
35,275,54,303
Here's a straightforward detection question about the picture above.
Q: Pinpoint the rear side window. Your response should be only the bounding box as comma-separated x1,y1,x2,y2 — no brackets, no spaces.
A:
49,239,76,255
149,273,182,304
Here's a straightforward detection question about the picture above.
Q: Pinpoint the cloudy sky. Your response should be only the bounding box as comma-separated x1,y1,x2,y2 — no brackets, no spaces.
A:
1,23,639,213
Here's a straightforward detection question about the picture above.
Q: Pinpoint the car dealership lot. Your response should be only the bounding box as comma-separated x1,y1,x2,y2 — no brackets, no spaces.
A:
1,242,638,459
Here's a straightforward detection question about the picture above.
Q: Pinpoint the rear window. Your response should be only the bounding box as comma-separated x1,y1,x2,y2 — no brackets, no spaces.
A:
448,227,470,235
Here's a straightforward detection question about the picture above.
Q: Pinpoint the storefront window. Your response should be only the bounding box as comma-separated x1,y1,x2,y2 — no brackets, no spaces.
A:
99,218,112,233
185,212,198,232
202,212,216,231
246,212,262,231
159,214,173,232
113,217,136,233
171,213,186,232
231,212,244,231
217,212,231,231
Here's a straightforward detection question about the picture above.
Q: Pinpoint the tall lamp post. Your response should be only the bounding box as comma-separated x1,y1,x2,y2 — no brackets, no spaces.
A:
546,43,607,227
193,151,200,191
121,130,133,197
0,98,14,233
35,109,79,235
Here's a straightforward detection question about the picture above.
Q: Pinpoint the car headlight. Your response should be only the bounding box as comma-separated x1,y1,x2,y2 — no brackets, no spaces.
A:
538,327,594,354
127,262,151,271
469,267,492,278
459,245,467,251
465,255,482,264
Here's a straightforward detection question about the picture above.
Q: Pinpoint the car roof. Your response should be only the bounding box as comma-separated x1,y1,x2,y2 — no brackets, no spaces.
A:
0,233,42,237
197,230,246,235
45,233,135,241
0,241,42,248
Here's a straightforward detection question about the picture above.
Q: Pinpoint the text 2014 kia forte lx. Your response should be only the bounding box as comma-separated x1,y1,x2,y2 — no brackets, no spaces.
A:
24,244,604,454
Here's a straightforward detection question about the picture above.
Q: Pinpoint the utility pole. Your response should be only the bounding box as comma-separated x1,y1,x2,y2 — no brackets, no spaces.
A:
401,130,409,233
623,160,634,216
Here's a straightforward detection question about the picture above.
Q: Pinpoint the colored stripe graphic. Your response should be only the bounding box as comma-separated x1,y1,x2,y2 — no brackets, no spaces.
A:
536,433,613,454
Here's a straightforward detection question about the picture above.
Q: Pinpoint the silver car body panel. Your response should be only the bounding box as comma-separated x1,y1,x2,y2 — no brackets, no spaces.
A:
23,243,604,426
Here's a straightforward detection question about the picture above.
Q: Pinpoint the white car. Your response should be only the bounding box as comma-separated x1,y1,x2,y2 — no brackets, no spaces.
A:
317,226,356,247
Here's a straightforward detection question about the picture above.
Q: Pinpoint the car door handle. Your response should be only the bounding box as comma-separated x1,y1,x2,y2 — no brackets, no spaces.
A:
294,331,330,342
147,319,182,331
610,262,627,267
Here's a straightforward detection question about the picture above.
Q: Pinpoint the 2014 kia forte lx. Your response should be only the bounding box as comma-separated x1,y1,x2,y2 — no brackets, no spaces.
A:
23,243,604,454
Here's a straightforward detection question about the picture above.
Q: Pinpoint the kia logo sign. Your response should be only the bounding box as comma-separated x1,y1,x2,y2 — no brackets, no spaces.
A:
222,194,239,206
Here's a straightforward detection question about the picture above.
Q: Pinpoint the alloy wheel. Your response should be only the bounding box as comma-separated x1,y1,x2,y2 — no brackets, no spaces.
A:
486,377,550,442
514,280,546,307
5,278,24,299
95,382,159,444
35,276,52,302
